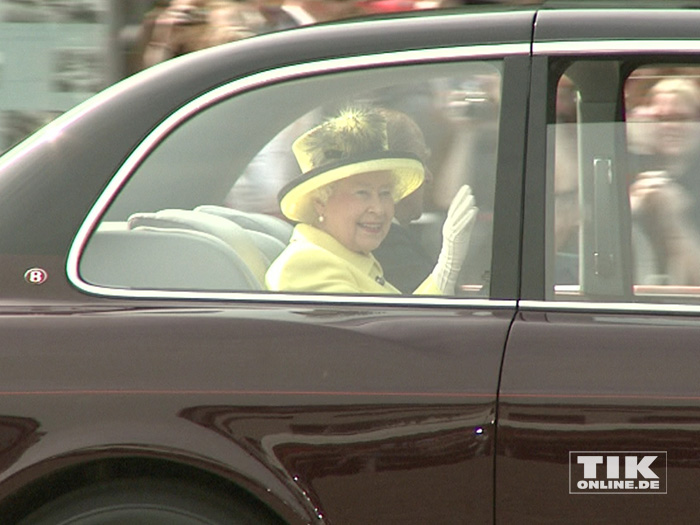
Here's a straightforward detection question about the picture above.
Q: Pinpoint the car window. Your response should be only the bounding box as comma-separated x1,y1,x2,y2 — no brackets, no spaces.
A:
79,59,503,299
548,61,700,304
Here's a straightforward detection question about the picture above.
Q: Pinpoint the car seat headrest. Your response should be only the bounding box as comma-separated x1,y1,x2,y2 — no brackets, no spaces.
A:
128,209,269,284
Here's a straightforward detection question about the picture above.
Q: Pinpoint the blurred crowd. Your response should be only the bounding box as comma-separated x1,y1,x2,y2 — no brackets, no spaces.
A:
131,0,460,71
626,69,700,285
554,66,700,287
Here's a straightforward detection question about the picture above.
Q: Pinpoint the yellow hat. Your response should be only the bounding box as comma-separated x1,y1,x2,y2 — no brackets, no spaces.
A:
279,107,425,223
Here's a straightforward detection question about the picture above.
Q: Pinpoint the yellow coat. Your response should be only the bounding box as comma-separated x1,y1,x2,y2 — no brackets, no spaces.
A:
265,224,441,295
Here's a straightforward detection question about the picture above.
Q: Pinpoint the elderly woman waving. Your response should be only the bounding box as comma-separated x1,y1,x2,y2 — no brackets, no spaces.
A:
265,106,477,295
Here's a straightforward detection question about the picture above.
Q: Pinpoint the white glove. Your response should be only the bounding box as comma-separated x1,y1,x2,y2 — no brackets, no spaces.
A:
432,185,478,294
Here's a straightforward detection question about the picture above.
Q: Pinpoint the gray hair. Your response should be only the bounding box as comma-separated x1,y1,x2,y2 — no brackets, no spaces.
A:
311,182,337,206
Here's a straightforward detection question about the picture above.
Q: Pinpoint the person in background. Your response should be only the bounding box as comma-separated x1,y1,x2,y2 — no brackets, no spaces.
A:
373,108,437,293
141,0,215,68
140,0,363,69
266,106,478,295
630,77,700,284
204,2,268,47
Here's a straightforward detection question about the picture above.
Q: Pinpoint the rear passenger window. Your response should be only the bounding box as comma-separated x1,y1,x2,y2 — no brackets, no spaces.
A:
79,60,503,299
548,61,700,304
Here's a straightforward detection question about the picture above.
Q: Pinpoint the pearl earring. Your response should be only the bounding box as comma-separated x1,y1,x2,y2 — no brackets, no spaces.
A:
318,215,325,223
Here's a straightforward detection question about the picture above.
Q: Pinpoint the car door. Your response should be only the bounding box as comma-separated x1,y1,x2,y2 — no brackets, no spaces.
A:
498,8,700,523
0,12,532,525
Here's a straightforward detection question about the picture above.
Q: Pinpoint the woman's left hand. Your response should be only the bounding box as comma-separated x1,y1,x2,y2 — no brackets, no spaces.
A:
432,184,479,293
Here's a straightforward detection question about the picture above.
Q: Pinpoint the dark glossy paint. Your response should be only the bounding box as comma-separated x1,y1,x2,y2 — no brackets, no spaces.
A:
499,311,700,522
496,8,700,523
0,302,511,523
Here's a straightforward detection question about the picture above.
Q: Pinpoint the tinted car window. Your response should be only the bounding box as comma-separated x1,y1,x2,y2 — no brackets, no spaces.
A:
80,59,503,298
548,61,700,304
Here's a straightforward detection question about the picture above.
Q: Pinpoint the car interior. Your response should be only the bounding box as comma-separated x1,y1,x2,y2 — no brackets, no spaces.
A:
79,59,503,297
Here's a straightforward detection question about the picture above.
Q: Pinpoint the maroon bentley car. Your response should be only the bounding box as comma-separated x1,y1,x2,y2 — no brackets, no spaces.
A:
1,1,700,523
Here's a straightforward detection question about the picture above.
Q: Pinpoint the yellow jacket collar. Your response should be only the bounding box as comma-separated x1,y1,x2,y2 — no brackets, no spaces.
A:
293,223,383,275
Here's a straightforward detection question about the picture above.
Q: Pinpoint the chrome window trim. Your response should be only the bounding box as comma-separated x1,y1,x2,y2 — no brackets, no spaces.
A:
67,43,527,307
534,40,700,56
521,300,700,315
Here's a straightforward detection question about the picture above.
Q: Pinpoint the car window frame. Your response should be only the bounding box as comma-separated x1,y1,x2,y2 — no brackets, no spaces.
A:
67,43,529,307
522,38,700,314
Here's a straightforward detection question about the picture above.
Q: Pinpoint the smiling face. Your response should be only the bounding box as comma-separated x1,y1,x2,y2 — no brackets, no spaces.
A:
652,92,700,157
314,170,395,254
647,80,700,160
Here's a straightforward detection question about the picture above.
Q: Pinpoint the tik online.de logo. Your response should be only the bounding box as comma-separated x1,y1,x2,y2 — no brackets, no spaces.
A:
569,451,667,494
